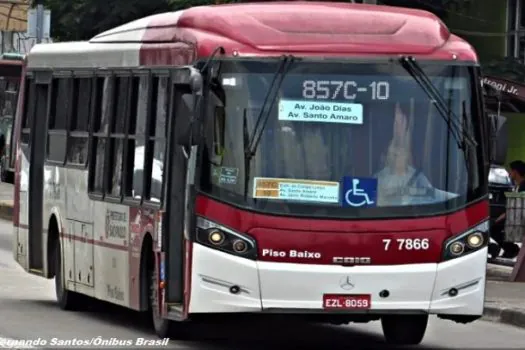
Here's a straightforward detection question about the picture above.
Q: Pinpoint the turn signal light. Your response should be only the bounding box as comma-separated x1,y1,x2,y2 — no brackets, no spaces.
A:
449,242,465,256
232,239,248,253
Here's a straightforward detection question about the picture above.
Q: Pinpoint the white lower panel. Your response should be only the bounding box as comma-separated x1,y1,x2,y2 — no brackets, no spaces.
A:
429,247,487,315
258,258,437,311
188,244,486,316
189,243,261,313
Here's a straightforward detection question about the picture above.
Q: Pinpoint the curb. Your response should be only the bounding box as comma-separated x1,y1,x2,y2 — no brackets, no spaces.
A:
0,202,12,222
483,305,525,329
486,264,513,281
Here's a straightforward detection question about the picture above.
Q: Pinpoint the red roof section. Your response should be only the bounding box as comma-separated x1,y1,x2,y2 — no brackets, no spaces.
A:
91,1,478,61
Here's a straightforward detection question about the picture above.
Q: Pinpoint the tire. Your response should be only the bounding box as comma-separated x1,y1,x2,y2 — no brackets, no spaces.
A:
381,314,428,345
54,239,81,310
150,258,173,338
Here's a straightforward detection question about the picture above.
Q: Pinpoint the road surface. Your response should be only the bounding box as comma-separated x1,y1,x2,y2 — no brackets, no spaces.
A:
1,220,525,349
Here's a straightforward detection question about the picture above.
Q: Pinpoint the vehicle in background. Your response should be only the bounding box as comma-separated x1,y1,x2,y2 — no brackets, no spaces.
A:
485,111,520,258
12,2,494,345
489,165,512,221
0,52,23,183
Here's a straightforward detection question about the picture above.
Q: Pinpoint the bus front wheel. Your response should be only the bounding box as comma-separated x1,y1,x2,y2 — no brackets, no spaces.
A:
149,259,173,338
381,314,428,345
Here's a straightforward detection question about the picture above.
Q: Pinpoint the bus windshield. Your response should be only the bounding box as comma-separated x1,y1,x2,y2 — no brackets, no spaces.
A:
198,58,486,219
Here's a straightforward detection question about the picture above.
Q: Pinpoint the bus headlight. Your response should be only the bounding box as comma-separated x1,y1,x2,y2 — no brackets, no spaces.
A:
195,217,257,260
208,230,225,245
442,221,489,261
466,232,484,249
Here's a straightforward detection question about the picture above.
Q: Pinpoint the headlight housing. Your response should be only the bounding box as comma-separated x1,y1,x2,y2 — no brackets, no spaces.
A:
442,221,489,261
195,217,257,260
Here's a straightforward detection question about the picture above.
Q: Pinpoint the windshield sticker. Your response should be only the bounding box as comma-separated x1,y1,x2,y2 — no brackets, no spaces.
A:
253,177,340,203
341,176,377,208
219,167,239,185
211,166,239,185
278,99,363,124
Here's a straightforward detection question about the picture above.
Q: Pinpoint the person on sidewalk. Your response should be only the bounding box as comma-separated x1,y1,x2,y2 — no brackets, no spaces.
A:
491,160,525,259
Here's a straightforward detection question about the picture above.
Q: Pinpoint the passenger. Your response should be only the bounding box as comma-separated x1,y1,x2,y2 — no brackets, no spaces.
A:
375,102,433,206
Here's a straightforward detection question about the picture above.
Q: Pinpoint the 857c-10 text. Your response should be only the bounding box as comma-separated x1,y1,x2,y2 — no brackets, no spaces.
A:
382,238,430,251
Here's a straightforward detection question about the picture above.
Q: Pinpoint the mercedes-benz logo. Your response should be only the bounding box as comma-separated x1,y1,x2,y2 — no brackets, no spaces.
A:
339,276,355,290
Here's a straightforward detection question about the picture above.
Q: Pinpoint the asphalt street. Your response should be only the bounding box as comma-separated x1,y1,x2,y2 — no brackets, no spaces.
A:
1,220,525,349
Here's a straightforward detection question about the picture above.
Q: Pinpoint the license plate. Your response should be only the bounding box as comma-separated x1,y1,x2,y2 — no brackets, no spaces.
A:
323,294,371,309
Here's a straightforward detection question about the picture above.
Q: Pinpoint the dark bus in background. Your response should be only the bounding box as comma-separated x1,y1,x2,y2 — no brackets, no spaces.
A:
0,53,23,183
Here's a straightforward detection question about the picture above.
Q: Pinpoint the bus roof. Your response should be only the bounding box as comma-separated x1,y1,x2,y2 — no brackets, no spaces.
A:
26,1,478,69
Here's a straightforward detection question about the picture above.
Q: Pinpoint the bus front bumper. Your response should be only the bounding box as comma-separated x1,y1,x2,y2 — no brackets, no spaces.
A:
188,243,486,317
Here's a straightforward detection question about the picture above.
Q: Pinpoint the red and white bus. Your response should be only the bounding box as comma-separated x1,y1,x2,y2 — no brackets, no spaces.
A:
0,55,23,183
13,2,492,345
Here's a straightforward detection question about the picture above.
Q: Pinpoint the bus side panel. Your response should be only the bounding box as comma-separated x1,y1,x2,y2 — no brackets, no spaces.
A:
42,165,68,278
64,167,94,296
128,207,156,311
93,201,130,307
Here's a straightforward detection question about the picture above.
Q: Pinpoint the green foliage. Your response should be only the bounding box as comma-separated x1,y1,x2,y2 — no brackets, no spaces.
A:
483,57,525,83
379,0,472,21
43,0,175,41
43,0,475,42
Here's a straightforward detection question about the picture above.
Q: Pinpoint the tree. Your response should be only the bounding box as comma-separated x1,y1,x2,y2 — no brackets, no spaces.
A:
483,56,525,83
43,0,175,41
379,0,472,21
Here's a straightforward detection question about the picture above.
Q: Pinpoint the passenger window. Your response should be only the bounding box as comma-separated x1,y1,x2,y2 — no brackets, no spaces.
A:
49,78,70,130
108,76,130,197
67,78,91,165
47,77,72,162
146,76,168,203
21,77,35,145
91,77,112,194
128,76,148,199
71,78,91,132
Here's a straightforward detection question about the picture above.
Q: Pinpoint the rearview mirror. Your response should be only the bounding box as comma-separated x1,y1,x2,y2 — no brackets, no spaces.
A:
188,67,203,95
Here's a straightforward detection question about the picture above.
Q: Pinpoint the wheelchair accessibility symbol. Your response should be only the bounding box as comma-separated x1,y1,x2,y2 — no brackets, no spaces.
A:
342,177,378,208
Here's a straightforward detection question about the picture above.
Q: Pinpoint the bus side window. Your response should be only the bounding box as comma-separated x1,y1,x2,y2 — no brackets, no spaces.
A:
47,77,71,163
67,77,91,165
21,77,35,146
144,75,168,204
126,75,148,200
90,76,112,194
107,75,130,198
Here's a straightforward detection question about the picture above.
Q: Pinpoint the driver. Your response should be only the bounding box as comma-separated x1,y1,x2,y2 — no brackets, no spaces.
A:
375,102,433,206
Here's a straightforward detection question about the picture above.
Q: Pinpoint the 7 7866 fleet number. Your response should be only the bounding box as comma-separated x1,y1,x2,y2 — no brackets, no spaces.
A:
382,238,430,251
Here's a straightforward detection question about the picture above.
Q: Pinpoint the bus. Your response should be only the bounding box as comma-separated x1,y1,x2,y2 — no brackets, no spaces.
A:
13,2,492,345
0,54,23,183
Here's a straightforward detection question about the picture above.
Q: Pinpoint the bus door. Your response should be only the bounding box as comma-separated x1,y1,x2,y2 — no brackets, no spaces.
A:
28,71,51,273
162,69,198,305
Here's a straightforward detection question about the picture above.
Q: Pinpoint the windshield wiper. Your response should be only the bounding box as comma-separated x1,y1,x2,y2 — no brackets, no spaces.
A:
242,55,294,198
245,55,295,159
399,56,477,149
